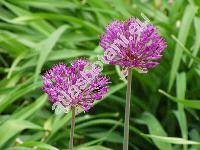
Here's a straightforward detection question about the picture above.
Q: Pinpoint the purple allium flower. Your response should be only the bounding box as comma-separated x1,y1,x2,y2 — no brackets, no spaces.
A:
42,59,109,113
100,18,167,74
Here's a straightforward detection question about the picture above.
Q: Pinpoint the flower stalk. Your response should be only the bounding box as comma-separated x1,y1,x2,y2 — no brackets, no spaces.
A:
69,107,76,150
123,68,132,150
100,17,167,150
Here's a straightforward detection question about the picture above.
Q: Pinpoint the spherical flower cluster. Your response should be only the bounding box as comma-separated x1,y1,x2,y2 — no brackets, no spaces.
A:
42,59,109,114
100,18,167,74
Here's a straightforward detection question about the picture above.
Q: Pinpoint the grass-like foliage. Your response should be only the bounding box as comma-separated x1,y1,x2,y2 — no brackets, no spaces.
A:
0,0,200,149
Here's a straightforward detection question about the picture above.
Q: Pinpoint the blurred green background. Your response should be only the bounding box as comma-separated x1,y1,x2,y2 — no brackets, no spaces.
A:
0,0,200,149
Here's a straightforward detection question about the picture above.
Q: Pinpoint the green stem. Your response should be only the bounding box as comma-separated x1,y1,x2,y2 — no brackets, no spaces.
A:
69,107,76,150
123,68,132,150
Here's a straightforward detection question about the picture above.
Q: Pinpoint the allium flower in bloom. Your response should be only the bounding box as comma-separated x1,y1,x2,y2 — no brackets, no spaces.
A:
100,18,167,74
42,59,109,114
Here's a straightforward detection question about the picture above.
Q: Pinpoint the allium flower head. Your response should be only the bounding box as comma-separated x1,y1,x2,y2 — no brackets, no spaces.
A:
100,18,167,74
42,59,109,114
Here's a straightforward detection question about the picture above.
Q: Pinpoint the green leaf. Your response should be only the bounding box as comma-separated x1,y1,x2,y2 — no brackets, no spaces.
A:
189,129,200,149
75,119,121,130
11,13,102,33
137,3,169,23
1,0,54,36
87,132,123,143
48,50,96,61
0,120,43,148
11,94,47,120
135,112,172,150
75,118,149,143
171,35,200,64
175,72,188,150
76,146,112,150
10,0,77,10
0,80,42,113
112,0,130,18
0,31,29,57
5,147,32,150
189,17,200,67
15,50,95,72
34,25,68,81
168,4,197,91
78,119,122,147
18,141,59,150
7,52,26,78
159,89,200,109
142,134,200,145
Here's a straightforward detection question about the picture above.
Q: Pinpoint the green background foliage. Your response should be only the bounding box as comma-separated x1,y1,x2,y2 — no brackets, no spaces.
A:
0,0,200,149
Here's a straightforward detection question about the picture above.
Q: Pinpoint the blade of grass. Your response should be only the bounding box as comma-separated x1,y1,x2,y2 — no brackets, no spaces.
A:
112,0,131,18
7,52,26,78
1,0,54,36
0,31,29,57
171,35,200,63
134,112,172,150
5,146,32,150
189,17,200,67
17,141,59,150
10,0,77,9
141,134,200,145
175,72,187,150
169,0,184,22
189,129,200,149
10,94,47,120
75,146,112,150
34,25,68,82
75,118,150,143
0,119,43,148
159,89,200,110
0,80,42,113
168,4,197,91
137,3,169,23
11,13,102,33
13,50,95,73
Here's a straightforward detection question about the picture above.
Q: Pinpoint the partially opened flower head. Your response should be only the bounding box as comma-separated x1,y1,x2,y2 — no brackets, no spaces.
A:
100,18,167,74
42,59,109,114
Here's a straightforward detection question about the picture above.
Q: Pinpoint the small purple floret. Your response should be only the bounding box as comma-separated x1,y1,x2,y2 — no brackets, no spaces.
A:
42,59,109,113
100,18,167,73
